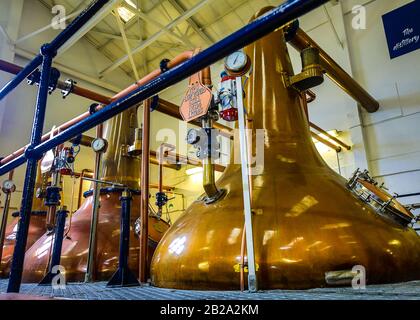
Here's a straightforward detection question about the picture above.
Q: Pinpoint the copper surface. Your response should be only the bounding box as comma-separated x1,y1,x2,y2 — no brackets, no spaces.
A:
21,193,169,283
150,8,420,290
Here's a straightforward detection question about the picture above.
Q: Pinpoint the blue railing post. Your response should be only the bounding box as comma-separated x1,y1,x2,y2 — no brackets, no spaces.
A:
6,45,56,293
107,190,140,287
38,208,68,286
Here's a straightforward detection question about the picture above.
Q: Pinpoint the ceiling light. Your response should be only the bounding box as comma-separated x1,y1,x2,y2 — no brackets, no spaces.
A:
124,0,137,9
117,6,135,23
186,167,203,176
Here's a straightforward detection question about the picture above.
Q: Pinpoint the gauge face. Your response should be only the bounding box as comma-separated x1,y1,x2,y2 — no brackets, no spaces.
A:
2,180,16,192
91,138,107,152
224,51,248,72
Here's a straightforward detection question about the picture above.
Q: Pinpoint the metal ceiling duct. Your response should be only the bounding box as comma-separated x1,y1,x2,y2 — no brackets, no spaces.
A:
150,8,420,290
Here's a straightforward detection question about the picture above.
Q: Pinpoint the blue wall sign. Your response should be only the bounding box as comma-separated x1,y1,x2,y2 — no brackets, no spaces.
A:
382,0,420,59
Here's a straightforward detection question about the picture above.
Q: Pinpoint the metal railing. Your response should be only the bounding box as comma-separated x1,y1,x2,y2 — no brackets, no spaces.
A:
0,0,328,292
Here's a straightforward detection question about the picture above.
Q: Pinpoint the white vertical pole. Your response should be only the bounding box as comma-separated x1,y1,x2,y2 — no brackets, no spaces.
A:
236,76,257,292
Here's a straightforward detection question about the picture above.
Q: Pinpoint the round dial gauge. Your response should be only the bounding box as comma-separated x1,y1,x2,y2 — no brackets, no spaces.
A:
2,180,16,193
224,51,250,75
91,138,107,153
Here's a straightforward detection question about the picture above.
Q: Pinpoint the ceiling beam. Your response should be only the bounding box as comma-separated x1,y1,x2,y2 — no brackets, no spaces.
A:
167,0,214,45
113,9,139,79
99,0,215,77
57,0,123,56
124,4,194,48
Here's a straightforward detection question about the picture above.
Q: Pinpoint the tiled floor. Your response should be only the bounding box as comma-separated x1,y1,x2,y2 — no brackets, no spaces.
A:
1,280,419,300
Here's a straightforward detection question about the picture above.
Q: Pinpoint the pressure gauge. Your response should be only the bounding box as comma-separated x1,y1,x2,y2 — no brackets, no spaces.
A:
91,138,108,153
2,180,16,193
224,51,251,76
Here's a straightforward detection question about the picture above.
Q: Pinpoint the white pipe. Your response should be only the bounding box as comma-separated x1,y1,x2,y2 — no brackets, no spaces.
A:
236,76,257,292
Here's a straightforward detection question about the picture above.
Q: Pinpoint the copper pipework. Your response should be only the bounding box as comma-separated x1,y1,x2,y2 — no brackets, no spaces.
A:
309,122,351,151
139,99,151,283
0,105,103,166
0,58,111,105
111,50,195,101
310,131,341,152
286,26,379,113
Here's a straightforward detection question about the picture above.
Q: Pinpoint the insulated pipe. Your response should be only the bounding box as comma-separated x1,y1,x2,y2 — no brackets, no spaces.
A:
0,0,331,178
111,50,195,101
139,99,151,283
286,26,379,113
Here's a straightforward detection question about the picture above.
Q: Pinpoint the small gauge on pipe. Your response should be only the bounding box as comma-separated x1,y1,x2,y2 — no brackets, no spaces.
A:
224,51,251,77
2,180,16,193
91,138,108,153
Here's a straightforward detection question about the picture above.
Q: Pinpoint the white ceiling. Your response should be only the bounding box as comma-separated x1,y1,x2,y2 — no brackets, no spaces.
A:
35,0,304,82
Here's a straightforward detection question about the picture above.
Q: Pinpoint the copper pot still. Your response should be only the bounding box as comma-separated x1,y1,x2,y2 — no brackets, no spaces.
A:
150,8,420,290
0,165,47,278
21,107,169,283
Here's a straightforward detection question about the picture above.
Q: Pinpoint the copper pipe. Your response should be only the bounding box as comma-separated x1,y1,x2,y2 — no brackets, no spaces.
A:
0,105,103,166
112,51,195,101
157,143,175,216
309,122,351,150
85,124,103,282
69,134,94,147
311,131,341,152
77,169,94,208
0,58,111,105
288,27,379,113
139,99,151,283
71,86,111,105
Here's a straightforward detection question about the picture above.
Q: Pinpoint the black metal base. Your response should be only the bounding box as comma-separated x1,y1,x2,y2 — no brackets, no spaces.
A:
106,267,140,288
38,271,66,287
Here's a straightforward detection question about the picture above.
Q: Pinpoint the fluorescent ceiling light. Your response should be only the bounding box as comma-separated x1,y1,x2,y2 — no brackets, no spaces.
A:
124,0,137,9
186,167,203,176
117,6,135,23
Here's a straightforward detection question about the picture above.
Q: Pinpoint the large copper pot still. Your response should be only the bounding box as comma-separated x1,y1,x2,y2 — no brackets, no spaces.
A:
22,106,169,282
150,8,420,290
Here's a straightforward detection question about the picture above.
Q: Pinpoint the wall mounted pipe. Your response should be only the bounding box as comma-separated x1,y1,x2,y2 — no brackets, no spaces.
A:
0,0,330,178
0,58,111,105
285,25,379,113
309,122,351,150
